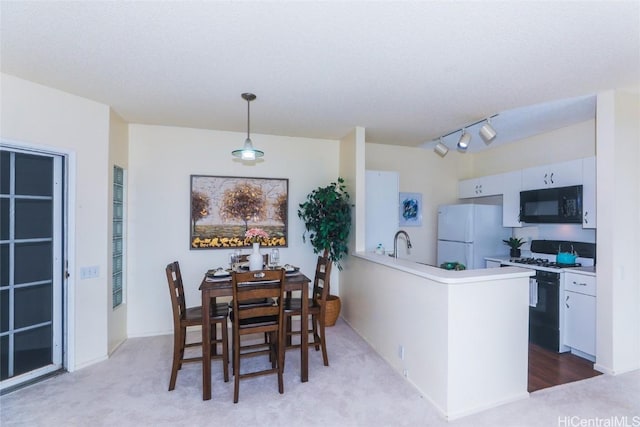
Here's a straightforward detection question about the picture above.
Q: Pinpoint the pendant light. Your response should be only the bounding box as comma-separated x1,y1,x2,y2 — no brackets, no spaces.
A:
232,93,264,161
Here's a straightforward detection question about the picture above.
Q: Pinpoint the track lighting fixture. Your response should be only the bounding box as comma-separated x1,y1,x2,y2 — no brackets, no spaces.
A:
457,129,471,150
434,137,449,157
430,114,498,157
232,93,264,161
479,118,497,143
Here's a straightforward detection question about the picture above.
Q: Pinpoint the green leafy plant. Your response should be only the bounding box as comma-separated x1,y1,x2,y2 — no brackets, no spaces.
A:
298,177,351,270
503,237,525,249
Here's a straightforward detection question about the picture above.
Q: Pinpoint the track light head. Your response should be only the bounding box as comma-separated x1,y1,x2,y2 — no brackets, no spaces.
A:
457,129,471,150
479,119,497,143
434,138,449,157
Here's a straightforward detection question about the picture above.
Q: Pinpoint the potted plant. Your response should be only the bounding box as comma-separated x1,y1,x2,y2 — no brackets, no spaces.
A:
298,178,351,326
503,237,525,258
298,177,351,270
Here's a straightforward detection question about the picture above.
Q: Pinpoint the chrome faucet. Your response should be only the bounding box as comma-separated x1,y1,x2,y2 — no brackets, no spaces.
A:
390,230,412,259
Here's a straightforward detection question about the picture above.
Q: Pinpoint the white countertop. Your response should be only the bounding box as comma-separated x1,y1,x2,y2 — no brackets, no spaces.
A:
354,252,534,284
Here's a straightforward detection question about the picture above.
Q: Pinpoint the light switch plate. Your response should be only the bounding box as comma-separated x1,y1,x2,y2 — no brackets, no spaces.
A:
80,265,99,279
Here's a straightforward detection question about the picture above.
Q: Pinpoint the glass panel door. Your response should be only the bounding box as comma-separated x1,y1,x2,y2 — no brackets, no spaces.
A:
0,148,63,390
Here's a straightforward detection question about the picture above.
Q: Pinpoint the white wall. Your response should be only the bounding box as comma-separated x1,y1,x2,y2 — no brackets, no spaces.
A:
594,89,640,374
127,124,340,337
470,120,596,176
108,110,129,354
1,73,111,369
365,143,470,265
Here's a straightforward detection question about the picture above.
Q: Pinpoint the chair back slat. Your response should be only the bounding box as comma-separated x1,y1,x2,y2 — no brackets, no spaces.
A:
232,269,285,323
313,256,332,304
166,261,187,322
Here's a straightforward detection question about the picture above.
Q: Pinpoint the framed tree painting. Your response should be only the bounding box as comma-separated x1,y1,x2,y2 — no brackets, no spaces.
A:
190,175,289,249
399,192,422,227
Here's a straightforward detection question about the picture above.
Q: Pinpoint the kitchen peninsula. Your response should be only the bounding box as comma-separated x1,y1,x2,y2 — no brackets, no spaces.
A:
340,253,534,420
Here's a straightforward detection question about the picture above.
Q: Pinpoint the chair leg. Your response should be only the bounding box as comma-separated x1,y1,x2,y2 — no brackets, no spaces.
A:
221,319,229,382
277,328,284,395
233,327,240,403
169,328,183,391
318,316,329,366
211,322,218,356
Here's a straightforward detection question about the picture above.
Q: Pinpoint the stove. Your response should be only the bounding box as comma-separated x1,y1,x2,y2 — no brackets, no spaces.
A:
510,257,582,269
497,239,596,353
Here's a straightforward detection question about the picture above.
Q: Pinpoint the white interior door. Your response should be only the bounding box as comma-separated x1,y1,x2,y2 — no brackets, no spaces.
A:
1,147,64,391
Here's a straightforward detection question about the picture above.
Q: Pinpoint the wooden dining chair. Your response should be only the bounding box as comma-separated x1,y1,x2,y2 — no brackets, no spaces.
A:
284,255,331,366
165,261,229,391
230,269,285,403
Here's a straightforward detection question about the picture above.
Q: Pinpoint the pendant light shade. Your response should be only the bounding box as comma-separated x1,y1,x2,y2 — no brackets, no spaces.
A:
457,129,471,150
232,93,264,160
479,118,497,143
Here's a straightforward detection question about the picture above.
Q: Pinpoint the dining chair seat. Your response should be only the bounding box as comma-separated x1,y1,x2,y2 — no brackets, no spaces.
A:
183,303,229,324
165,261,229,392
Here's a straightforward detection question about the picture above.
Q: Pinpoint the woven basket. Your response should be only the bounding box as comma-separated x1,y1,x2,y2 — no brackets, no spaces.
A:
324,295,341,327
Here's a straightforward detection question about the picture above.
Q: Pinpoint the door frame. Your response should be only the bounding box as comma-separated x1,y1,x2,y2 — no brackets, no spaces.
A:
0,138,77,379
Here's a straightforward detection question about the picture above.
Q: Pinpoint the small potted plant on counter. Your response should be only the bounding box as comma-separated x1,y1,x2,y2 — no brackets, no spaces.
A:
503,237,525,258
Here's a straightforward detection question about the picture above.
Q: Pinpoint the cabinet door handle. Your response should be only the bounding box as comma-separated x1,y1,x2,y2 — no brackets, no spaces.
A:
584,211,589,224
544,173,548,185
565,294,570,308
572,281,587,286
550,172,554,184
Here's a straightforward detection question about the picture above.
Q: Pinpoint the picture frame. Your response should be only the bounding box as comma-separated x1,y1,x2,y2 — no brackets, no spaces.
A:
399,192,422,227
190,175,289,249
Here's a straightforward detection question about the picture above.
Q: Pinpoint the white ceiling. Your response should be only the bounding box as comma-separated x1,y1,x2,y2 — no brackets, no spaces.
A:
1,1,638,153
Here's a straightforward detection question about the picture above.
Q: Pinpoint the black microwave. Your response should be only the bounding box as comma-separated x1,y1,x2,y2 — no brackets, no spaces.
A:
519,185,583,224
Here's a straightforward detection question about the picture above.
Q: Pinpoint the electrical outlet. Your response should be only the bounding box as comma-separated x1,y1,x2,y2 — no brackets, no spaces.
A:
80,265,99,279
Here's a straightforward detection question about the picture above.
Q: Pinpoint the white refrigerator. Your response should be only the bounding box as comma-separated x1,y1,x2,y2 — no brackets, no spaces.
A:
437,204,510,269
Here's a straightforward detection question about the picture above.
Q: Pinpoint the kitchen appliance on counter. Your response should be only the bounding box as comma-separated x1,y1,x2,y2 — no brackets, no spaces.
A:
520,185,583,224
437,204,510,270
498,239,596,352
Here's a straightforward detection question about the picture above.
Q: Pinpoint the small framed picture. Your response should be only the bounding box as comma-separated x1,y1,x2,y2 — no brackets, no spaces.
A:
399,192,422,227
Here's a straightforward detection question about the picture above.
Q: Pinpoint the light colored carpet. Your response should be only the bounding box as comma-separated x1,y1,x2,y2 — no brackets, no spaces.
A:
1,318,638,427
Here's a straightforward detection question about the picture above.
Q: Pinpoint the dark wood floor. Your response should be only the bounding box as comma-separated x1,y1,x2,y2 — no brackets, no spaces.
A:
528,343,602,392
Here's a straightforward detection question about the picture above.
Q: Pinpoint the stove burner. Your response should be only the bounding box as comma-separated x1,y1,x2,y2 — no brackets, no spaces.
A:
511,257,581,269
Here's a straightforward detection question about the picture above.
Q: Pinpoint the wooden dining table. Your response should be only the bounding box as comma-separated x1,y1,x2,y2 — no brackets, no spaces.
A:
199,269,311,401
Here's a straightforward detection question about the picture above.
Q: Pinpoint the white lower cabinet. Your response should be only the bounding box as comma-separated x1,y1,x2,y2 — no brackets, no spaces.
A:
563,272,596,357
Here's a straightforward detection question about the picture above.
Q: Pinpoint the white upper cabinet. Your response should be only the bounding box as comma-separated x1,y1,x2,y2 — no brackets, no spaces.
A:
458,173,503,198
458,170,522,227
521,158,583,190
582,156,596,228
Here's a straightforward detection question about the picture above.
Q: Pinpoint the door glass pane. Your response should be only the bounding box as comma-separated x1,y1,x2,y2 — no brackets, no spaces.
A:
0,151,9,194
0,243,8,286
15,284,52,329
0,335,8,380
15,154,53,196
14,325,52,376
0,198,9,240
14,242,52,284
15,199,53,239
0,289,8,333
